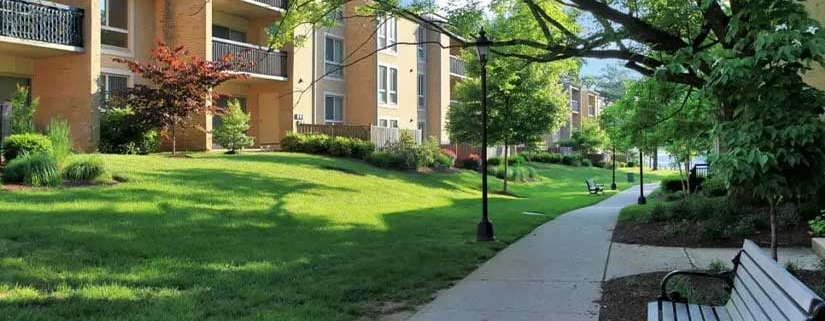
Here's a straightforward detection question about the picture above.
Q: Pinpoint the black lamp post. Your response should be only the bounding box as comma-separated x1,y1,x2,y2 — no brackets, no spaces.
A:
476,28,494,242
611,146,617,190
638,150,646,204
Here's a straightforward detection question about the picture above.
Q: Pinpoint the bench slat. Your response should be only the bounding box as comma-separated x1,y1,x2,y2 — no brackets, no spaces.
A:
675,303,690,320
688,304,704,321
648,301,659,321
731,276,771,321
662,301,675,321
701,305,719,321
742,240,824,313
726,288,752,321
736,259,796,321
738,254,807,321
713,306,732,321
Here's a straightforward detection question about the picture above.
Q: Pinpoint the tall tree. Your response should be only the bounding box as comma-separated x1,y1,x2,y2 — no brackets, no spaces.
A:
115,41,247,155
581,63,633,101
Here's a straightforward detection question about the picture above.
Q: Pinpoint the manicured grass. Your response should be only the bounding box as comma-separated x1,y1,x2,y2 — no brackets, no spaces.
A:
0,153,667,320
618,189,665,221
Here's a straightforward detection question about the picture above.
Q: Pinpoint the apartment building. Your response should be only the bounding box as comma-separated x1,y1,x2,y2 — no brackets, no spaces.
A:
0,0,463,152
544,79,607,147
309,6,464,144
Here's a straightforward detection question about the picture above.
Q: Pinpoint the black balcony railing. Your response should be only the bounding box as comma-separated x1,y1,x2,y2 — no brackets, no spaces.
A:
450,55,466,77
213,38,287,78
248,0,288,10
0,0,84,47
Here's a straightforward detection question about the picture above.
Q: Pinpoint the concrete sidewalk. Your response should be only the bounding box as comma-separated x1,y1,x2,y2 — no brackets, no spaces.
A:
407,184,659,321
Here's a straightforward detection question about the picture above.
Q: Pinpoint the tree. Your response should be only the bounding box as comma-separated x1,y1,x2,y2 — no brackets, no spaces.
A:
581,64,633,101
570,119,609,154
10,85,38,134
213,99,254,154
115,41,247,155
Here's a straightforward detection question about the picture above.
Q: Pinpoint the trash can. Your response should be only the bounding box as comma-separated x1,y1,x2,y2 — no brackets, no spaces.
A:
627,172,635,182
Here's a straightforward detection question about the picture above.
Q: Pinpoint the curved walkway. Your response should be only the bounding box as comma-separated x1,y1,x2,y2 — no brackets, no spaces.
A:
407,185,821,321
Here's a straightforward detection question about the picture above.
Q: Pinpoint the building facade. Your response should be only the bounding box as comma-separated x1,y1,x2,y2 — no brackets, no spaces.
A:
544,79,607,147
0,0,464,152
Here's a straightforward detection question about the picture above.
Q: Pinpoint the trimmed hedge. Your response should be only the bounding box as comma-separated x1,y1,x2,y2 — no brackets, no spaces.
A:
561,154,583,166
2,133,53,162
486,165,538,182
488,155,525,166
281,133,375,160
519,151,561,164
459,154,481,170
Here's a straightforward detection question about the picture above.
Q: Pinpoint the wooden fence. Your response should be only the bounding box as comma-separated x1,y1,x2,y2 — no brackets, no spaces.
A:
370,125,421,149
297,124,370,141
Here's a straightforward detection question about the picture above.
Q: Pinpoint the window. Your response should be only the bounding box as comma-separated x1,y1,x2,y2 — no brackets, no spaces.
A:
101,73,128,101
377,17,397,52
324,95,344,124
378,65,398,105
325,36,344,78
213,25,247,42
417,121,426,141
101,0,129,48
417,73,426,110
417,27,426,62
327,7,343,22
379,118,398,128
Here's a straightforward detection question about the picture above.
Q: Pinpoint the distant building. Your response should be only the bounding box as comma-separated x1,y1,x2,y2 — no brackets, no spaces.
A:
543,79,608,148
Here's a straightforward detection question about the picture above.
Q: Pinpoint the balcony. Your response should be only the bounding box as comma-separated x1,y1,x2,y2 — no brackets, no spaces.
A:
449,55,466,77
571,100,580,113
212,0,287,18
0,0,84,56
213,38,287,80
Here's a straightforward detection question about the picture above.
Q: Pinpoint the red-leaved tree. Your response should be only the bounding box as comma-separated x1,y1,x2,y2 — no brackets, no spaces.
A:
114,41,248,155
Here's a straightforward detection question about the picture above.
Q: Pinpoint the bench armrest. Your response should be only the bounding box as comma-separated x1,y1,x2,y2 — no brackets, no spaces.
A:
660,270,734,302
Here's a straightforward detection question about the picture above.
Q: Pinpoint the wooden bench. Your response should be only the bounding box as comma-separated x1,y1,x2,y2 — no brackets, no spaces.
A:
586,178,604,195
648,240,825,321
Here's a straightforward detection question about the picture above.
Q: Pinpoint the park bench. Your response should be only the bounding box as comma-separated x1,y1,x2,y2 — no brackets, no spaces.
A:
585,178,604,195
648,240,825,321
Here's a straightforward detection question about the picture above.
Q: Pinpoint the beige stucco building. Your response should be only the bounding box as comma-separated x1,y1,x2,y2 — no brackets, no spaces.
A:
0,0,463,151
544,80,607,147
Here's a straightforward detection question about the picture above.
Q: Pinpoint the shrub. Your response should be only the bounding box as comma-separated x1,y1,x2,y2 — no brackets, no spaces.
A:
487,155,523,166
10,85,38,134
810,214,825,237
650,203,668,222
668,199,693,221
366,151,394,168
698,217,727,242
45,118,73,165
732,215,761,236
440,148,457,161
213,99,254,153
460,154,481,170
524,166,537,180
2,133,53,162
3,152,61,187
304,134,330,154
777,203,801,230
328,136,354,158
351,140,375,159
701,176,728,197
435,153,453,168
561,154,582,166
64,156,107,182
663,220,691,239
280,132,304,152
626,161,635,167
99,107,159,155
419,138,442,167
383,132,421,169
487,165,536,182
661,175,687,193
663,190,685,202
488,157,502,166
581,159,593,167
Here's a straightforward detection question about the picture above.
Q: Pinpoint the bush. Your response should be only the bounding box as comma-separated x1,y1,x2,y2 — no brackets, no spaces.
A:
351,140,375,159
488,155,525,167
99,107,159,155
419,138,442,167
581,159,592,167
701,176,728,197
440,148,457,161
626,161,636,167
63,156,107,182
383,132,421,169
2,133,53,162
460,154,481,170
435,153,453,168
10,85,38,134
280,132,304,152
810,214,825,237
661,175,687,193
650,203,668,222
561,154,582,166
777,203,801,230
281,133,374,160
328,136,354,158
487,165,536,182
2,152,61,187
45,118,73,165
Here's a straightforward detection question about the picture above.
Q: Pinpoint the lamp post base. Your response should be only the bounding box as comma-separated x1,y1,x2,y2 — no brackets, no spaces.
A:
637,196,647,205
610,183,617,190
477,221,495,241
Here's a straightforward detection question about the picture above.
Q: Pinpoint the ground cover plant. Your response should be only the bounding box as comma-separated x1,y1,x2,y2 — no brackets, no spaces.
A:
0,152,671,320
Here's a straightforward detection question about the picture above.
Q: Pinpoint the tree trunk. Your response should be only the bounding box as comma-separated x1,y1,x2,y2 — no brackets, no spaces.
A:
684,157,691,196
503,142,509,193
769,197,778,261
653,149,658,170
171,120,177,156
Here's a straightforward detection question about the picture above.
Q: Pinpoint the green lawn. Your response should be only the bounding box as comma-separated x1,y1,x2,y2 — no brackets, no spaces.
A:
0,153,670,321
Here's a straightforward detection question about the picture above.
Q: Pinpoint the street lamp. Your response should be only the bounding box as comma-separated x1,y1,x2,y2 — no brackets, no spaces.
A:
611,146,617,190
638,150,646,204
476,28,494,242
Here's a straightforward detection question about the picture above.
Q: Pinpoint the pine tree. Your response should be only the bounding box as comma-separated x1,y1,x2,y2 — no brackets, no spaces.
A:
213,99,254,154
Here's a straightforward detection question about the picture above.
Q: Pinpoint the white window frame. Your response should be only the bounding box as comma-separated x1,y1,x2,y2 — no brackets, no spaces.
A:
378,64,398,107
101,0,135,56
378,65,388,105
417,27,426,62
324,34,345,80
377,16,397,54
378,117,399,128
100,68,134,106
417,72,426,111
324,93,345,124
417,121,426,141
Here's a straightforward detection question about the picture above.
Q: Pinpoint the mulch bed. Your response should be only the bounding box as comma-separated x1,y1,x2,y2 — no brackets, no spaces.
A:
612,220,812,248
599,270,825,321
